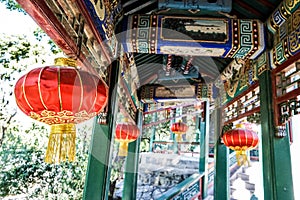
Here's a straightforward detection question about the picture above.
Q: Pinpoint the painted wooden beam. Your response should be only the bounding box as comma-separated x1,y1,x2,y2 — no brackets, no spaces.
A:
140,84,212,103
158,0,232,12
118,15,265,59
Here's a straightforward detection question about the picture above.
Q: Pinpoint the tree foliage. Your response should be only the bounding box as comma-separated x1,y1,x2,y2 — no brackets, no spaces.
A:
0,0,25,14
0,0,26,15
0,122,92,199
0,12,90,199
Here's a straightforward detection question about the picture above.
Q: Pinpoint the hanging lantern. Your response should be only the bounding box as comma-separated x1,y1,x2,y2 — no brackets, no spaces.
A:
115,123,140,156
222,124,259,166
171,121,188,142
14,58,108,164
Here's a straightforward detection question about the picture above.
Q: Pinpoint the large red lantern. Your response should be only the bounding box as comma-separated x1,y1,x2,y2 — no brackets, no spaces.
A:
171,121,188,142
115,123,140,156
222,124,259,166
14,58,108,163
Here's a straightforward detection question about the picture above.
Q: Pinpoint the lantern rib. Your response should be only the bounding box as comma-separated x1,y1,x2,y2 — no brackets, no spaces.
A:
238,130,242,147
37,67,48,110
250,131,256,148
57,67,63,111
223,134,228,146
116,124,120,140
126,124,129,142
230,132,234,147
88,75,98,114
22,72,34,110
245,129,248,147
75,69,83,111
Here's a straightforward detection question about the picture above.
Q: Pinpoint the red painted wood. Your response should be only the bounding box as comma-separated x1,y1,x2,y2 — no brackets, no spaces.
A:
15,0,100,75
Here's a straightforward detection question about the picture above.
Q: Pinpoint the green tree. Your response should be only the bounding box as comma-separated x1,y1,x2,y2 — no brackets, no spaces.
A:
0,8,91,199
0,0,25,13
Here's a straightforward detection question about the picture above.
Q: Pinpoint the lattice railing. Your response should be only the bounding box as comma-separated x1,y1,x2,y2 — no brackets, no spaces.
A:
273,61,300,130
224,83,260,125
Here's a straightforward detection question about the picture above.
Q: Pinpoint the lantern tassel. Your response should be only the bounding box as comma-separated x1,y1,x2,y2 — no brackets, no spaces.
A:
176,134,182,142
45,124,76,164
118,142,128,157
235,150,250,166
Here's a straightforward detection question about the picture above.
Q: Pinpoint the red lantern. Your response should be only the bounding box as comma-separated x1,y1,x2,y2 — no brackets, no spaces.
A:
222,124,259,166
14,58,108,163
115,123,140,156
171,121,188,142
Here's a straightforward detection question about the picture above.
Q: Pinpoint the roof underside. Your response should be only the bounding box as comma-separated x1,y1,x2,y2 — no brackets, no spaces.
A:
121,0,282,84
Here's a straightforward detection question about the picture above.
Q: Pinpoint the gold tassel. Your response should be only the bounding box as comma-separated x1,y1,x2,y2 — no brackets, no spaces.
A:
118,142,128,157
176,134,182,142
235,150,250,166
45,124,76,164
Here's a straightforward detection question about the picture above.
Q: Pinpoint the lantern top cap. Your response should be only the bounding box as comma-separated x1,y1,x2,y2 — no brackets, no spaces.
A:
54,57,77,67
235,123,245,129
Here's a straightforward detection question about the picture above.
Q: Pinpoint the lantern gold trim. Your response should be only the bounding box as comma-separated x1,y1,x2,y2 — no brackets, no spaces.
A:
54,57,77,67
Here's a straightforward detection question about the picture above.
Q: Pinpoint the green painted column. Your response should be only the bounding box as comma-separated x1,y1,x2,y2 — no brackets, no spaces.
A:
122,108,143,200
213,107,230,200
83,63,120,200
259,69,294,200
149,112,157,152
172,109,178,154
199,101,210,198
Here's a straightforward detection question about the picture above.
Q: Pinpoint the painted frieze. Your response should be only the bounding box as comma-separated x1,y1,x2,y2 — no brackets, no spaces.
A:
267,1,300,68
158,0,232,13
254,52,268,76
219,59,258,103
120,52,141,108
140,84,212,103
270,22,300,67
267,0,300,35
83,0,122,58
119,15,265,59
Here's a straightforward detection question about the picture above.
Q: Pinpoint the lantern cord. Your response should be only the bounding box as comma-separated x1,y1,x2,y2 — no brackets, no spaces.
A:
235,150,251,167
118,142,128,157
45,124,76,164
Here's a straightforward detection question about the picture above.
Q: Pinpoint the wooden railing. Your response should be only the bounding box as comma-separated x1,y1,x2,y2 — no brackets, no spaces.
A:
156,173,203,200
156,152,238,200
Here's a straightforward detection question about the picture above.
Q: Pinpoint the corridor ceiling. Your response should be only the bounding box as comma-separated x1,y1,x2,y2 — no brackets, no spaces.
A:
119,0,282,84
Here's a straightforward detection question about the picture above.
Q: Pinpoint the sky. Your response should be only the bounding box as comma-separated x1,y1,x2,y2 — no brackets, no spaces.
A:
0,2,92,129
0,3,38,35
